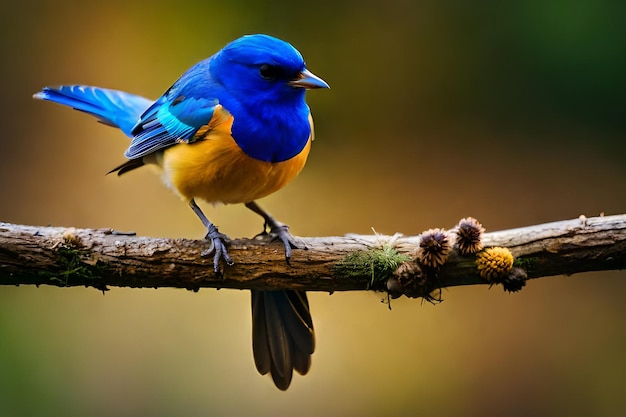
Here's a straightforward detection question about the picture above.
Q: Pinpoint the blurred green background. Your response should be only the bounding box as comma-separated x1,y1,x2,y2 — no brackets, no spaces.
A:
1,0,625,416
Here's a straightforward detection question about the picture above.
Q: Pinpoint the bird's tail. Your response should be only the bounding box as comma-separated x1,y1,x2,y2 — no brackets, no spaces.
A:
33,85,152,138
251,290,315,390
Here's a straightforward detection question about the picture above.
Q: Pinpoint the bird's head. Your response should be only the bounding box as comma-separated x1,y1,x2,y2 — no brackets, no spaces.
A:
210,34,329,107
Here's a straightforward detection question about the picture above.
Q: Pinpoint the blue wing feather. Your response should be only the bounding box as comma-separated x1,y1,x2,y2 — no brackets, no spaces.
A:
33,86,152,137
33,83,222,160
125,90,220,159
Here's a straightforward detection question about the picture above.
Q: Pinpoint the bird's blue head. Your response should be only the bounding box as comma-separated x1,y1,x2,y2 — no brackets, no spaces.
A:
210,34,328,111
208,34,329,162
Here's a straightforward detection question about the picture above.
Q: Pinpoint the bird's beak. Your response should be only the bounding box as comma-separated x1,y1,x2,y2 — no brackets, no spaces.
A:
289,69,330,89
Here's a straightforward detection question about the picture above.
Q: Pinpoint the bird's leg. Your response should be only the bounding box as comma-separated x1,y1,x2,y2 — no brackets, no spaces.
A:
245,201,300,264
190,199,233,275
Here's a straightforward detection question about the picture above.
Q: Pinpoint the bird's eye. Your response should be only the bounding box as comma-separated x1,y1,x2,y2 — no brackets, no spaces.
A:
259,64,279,80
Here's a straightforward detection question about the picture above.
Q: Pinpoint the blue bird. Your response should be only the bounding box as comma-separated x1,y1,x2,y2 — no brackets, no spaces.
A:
34,34,329,390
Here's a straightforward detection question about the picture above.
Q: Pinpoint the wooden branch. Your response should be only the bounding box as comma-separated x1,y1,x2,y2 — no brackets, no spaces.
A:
1,214,625,295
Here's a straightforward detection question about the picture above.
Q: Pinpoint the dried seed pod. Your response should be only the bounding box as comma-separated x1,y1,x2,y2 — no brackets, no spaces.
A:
386,276,404,299
501,267,528,293
455,217,485,255
418,228,452,268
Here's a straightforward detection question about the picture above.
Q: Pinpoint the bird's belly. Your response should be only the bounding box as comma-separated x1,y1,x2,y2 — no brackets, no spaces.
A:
160,131,311,204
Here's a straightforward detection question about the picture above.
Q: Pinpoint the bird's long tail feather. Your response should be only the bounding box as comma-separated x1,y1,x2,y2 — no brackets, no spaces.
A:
251,290,315,390
33,85,152,137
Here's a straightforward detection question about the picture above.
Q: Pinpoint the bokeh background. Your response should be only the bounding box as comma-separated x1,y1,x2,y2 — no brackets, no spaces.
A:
1,0,625,416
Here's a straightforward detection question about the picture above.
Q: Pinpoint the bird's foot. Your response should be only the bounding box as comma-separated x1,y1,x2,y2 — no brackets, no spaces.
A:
257,222,302,265
201,224,234,276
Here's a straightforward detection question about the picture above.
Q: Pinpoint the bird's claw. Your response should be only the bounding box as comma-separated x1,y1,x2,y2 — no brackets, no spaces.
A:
201,224,233,276
252,226,270,240
252,219,303,265
267,224,302,265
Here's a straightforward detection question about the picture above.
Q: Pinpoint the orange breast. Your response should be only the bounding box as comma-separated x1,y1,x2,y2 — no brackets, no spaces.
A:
158,120,311,204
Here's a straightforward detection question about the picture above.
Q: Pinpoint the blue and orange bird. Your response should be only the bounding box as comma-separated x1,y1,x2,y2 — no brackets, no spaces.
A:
34,34,329,390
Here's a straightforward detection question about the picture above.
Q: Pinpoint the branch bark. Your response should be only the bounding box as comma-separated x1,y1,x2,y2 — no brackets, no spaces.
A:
0,214,625,294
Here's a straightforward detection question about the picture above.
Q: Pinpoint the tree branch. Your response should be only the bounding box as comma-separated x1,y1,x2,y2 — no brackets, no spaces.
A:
1,214,625,295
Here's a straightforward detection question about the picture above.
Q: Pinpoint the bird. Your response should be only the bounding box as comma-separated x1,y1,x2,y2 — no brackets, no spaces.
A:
33,34,329,390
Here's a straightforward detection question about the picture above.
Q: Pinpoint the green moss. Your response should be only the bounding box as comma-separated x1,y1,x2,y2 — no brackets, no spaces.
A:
335,245,410,289
38,240,104,288
513,256,538,274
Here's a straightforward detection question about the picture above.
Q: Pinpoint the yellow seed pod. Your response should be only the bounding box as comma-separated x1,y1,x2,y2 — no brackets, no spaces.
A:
476,247,514,281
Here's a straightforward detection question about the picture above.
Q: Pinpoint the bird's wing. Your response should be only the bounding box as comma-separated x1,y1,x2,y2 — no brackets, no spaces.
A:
124,88,231,159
